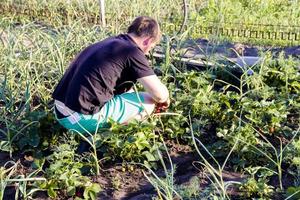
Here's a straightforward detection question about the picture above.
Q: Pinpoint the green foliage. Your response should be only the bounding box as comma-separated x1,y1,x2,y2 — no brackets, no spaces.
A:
240,177,274,198
2,0,300,46
284,138,300,189
39,136,101,199
286,186,300,200
1,4,300,198
142,139,180,200
292,139,300,160
176,176,201,200
161,115,189,139
242,97,288,134
0,111,63,153
263,54,300,95
17,111,49,150
193,89,239,129
83,183,101,200
0,161,45,200
97,120,161,167
167,72,202,113
240,167,274,198
161,72,213,138
193,54,299,151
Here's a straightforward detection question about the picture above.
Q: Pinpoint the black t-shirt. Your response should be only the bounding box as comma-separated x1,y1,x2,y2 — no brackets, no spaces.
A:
52,34,155,115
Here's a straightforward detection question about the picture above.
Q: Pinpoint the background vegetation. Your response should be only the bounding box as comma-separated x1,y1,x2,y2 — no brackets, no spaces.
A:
1,0,300,45
0,0,300,199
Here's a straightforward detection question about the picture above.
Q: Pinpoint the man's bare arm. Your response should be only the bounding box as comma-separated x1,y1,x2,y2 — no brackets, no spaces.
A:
137,75,169,103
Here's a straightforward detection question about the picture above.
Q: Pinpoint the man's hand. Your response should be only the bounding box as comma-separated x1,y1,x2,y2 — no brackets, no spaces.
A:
154,98,170,113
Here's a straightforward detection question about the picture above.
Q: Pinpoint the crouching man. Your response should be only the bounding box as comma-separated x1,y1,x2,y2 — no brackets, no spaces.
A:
52,16,170,134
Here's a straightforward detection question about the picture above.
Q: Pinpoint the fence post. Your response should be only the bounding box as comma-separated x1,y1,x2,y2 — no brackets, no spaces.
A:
99,0,106,27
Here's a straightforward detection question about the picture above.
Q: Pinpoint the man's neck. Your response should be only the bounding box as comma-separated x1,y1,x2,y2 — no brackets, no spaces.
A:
128,33,144,51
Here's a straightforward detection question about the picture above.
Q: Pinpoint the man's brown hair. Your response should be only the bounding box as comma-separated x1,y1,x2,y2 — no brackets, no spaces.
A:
127,16,161,41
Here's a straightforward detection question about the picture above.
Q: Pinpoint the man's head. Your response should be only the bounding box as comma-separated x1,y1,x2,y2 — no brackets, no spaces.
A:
127,16,161,54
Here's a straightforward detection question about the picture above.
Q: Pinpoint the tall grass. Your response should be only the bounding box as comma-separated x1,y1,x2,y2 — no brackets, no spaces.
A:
0,17,109,154
0,18,109,109
3,0,300,27
1,0,300,46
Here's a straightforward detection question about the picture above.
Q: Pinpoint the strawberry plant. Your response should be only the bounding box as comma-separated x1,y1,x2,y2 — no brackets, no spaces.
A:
240,167,274,198
242,97,288,135
96,120,161,168
161,71,213,139
263,53,300,95
285,136,300,193
39,136,101,199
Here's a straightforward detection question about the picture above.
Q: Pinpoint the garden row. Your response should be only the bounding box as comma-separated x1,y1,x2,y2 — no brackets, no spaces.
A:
0,10,300,199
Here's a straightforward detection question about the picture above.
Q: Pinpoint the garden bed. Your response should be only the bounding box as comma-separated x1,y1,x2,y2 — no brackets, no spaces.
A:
1,11,300,200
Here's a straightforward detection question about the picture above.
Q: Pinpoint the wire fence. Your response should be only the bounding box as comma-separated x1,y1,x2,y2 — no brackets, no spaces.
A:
194,24,300,42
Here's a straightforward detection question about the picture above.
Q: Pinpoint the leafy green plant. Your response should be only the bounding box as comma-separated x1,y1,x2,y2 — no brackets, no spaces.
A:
0,109,63,155
286,186,300,200
175,176,201,200
97,120,161,168
0,79,34,156
193,86,239,131
242,97,288,135
3,0,300,46
285,135,300,200
39,135,101,199
1,3,300,199
235,120,300,191
160,71,213,139
240,166,274,198
263,53,300,96
74,125,102,176
193,53,299,162
289,138,300,184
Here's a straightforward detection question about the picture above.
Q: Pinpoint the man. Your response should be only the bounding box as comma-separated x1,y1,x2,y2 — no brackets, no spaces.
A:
52,16,170,134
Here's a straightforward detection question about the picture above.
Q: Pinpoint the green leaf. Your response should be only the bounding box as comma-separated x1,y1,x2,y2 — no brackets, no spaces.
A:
48,187,57,198
84,183,101,200
89,183,101,193
287,186,300,199
143,160,152,169
136,132,146,139
67,186,76,196
143,151,156,162
127,136,136,143
31,158,45,169
293,157,300,166
0,141,10,152
135,139,149,150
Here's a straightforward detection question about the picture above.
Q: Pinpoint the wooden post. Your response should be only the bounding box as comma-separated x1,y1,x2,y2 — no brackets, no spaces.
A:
99,0,106,27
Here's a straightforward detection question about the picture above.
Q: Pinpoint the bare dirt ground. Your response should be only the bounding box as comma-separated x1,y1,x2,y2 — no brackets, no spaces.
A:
174,39,300,59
